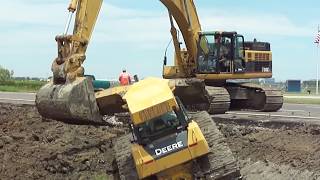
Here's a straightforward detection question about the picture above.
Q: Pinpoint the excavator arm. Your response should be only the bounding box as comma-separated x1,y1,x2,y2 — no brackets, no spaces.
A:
50,0,202,82
160,0,202,77
50,0,203,82
36,0,106,124
52,0,103,83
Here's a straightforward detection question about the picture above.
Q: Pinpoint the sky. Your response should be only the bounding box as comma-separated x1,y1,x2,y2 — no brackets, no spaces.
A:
0,0,319,81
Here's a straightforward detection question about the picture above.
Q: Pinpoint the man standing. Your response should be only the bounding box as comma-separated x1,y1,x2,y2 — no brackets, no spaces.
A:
119,69,131,86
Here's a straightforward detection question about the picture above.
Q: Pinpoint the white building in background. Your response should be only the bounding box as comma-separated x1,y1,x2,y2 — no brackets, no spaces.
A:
261,78,276,85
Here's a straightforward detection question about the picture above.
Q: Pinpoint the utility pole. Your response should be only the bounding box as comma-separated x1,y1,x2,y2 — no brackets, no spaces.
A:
317,25,320,95
317,43,319,95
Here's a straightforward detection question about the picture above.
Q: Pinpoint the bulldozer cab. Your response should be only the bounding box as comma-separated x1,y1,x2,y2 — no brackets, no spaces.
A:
197,31,245,74
133,97,189,145
121,78,211,179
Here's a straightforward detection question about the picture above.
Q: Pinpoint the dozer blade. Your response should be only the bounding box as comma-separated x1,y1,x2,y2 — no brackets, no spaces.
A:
95,86,130,115
36,77,103,124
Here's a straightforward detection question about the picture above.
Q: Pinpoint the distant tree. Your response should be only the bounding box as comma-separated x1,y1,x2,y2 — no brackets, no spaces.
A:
0,66,11,82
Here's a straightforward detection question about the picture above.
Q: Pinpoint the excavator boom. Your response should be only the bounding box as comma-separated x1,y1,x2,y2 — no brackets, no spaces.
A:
161,0,201,58
161,0,201,76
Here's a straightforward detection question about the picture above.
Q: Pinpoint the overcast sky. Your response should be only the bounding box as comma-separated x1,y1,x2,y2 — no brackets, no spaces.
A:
0,0,319,81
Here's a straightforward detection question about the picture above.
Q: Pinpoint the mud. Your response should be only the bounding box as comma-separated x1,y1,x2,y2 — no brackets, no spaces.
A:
0,103,125,180
217,120,320,179
1,103,320,179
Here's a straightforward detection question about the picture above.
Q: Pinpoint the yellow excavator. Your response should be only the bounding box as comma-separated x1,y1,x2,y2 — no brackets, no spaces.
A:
161,0,283,114
36,0,282,125
35,0,241,179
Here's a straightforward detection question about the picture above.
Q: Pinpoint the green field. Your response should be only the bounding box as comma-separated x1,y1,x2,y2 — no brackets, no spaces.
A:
284,92,320,96
0,80,46,92
1,80,320,106
284,92,320,104
284,98,320,105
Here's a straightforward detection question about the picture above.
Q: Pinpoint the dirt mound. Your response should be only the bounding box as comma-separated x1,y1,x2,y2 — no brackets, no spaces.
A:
241,160,319,180
2,103,320,179
0,103,125,180
217,121,320,179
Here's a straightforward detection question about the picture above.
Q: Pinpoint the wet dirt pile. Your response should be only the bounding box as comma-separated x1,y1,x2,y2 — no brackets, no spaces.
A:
0,103,126,180
217,120,320,179
2,103,320,179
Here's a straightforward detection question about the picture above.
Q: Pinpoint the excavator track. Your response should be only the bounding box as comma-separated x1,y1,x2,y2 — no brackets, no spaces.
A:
114,134,139,180
189,111,241,179
170,79,230,115
226,83,283,112
205,86,230,115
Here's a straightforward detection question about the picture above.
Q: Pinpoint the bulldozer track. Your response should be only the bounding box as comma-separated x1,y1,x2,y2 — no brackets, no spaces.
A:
205,86,230,115
239,83,283,112
114,134,138,180
188,111,241,179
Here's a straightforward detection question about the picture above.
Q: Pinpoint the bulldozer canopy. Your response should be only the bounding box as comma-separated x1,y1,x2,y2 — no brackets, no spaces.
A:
124,77,178,125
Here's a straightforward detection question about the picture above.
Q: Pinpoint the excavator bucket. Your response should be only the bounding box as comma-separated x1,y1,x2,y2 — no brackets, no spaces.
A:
36,77,103,124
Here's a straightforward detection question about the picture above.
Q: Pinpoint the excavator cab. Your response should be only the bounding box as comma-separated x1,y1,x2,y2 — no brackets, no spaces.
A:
197,31,245,74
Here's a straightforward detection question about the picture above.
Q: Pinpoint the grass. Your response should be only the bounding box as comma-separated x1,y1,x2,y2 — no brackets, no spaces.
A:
0,80,46,92
284,97,320,105
2,80,320,105
284,93,320,96
283,92,320,104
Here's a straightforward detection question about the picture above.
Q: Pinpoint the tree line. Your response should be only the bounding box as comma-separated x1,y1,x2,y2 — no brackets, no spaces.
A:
0,66,13,82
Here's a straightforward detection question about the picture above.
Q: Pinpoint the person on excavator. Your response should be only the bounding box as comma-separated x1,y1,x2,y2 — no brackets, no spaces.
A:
119,68,132,86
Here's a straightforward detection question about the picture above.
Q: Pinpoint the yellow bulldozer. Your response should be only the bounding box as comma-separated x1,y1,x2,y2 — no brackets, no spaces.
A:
113,77,240,179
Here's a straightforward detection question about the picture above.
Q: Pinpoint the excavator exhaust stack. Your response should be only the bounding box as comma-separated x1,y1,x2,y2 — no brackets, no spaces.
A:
36,77,102,125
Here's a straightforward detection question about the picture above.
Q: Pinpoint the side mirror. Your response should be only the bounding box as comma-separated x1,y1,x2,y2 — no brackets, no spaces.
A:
130,124,137,143
133,75,139,82
163,56,167,66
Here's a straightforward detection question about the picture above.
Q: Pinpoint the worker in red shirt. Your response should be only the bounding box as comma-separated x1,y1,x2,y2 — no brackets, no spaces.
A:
119,69,132,86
